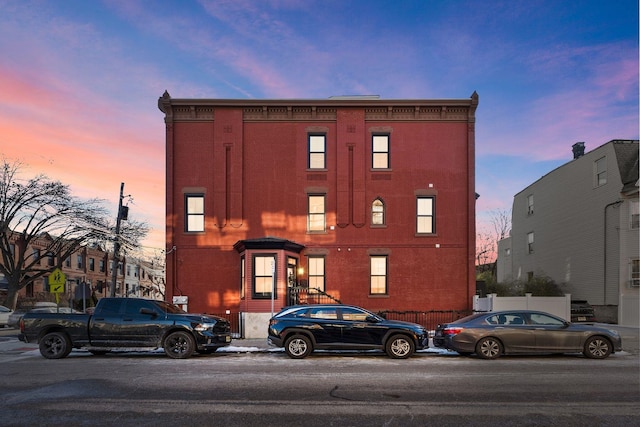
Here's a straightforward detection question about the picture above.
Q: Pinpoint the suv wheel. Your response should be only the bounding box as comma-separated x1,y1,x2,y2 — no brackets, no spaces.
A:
385,334,415,359
284,334,312,359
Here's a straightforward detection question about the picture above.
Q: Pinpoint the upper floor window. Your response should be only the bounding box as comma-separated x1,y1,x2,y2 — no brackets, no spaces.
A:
99,259,105,273
76,254,83,269
65,256,71,268
527,232,534,254
595,157,607,187
185,194,205,232
630,200,639,229
372,135,390,169
527,194,534,215
370,255,388,295
416,196,435,234
308,134,326,169
307,256,325,292
371,198,385,225
47,252,55,267
89,258,95,272
32,249,41,265
308,195,326,232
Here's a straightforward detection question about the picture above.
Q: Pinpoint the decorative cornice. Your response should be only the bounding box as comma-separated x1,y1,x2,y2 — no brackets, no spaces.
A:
158,91,479,123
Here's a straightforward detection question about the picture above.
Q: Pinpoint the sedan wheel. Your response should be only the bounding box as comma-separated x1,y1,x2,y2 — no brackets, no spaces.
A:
583,336,612,359
284,334,312,359
385,334,415,359
476,337,503,359
164,331,195,359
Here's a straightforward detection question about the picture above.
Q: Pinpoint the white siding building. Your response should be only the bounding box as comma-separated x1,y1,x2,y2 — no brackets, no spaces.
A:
498,140,639,326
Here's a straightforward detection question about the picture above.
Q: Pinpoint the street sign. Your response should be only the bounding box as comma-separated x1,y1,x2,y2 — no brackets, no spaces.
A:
49,268,66,293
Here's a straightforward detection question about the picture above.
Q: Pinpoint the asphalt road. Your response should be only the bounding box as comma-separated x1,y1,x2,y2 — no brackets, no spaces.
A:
0,325,638,426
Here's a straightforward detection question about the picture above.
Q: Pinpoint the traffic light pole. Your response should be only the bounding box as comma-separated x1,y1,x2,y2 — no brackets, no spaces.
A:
110,182,124,297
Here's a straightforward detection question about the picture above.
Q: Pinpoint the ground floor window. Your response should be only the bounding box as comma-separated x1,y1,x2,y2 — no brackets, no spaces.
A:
370,255,388,295
307,256,325,292
253,254,276,299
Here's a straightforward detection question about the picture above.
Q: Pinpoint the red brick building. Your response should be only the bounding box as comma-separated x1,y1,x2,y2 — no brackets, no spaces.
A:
159,93,478,321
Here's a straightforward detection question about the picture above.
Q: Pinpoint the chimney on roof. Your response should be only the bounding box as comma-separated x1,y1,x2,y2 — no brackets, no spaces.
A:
572,142,585,159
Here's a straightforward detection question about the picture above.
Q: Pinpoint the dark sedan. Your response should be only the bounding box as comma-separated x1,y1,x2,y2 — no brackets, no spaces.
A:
268,304,428,359
433,310,622,359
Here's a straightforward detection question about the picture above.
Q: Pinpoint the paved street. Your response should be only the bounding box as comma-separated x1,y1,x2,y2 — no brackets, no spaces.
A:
0,325,638,426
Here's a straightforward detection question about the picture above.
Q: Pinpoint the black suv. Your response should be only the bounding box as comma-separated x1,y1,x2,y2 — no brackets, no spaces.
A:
268,304,428,359
571,300,596,322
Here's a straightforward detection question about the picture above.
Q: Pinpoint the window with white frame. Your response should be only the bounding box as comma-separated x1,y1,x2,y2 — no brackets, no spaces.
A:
372,135,390,169
527,194,534,215
370,255,388,295
240,256,245,299
308,194,326,232
308,134,326,169
371,198,385,225
416,196,435,234
595,157,607,187
527,232,534,254
307,256,325,292
253,254,276,298
185,194,205,232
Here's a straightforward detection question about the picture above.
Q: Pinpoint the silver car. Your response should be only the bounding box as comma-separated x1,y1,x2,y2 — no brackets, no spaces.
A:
433,310,622,359
0,305,12,327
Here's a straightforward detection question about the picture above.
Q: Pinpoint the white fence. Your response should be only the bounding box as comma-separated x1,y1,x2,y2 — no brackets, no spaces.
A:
473,293,572,321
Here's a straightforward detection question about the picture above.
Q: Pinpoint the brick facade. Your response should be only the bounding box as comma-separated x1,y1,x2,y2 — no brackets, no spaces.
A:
159,93,479,314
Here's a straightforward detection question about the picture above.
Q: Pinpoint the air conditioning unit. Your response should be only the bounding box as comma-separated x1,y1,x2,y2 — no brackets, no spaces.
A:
630,279,640,288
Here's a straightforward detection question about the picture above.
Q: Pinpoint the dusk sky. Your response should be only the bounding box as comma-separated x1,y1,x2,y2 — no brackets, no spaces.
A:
1,0,638,256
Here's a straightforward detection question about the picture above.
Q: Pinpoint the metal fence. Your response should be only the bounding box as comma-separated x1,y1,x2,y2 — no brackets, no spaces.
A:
286,286,342,306
377,310,474,331
210,312,243,338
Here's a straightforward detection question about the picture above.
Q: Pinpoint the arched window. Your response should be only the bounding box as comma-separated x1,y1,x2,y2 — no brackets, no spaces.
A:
371,198,385,225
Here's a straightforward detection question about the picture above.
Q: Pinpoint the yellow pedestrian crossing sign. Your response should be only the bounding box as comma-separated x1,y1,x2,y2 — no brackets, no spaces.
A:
49,268,66,293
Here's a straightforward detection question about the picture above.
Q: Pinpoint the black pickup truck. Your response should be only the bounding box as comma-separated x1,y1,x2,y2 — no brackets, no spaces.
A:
20,297,232,359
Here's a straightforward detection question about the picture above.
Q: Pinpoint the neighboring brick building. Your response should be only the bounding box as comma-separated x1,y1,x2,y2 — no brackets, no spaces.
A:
159,92,479,328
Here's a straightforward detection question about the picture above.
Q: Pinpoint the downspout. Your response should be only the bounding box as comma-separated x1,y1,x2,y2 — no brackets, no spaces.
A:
603,200,622,305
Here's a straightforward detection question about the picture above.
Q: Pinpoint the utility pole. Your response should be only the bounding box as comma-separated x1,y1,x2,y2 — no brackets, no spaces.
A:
110,183,125,297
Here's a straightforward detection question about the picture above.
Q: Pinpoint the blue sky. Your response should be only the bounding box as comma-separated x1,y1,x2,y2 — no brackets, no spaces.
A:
0,0,638,254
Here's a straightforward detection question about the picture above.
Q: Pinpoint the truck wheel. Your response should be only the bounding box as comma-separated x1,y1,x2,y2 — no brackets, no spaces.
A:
39,332,72,359
164,331,195,359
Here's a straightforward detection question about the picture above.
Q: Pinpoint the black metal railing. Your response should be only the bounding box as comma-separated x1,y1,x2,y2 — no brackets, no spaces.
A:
378,310,474,331
286,286,342,307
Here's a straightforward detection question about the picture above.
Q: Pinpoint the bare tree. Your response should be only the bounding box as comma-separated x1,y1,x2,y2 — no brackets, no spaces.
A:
0,159,145,309
476,209,511,268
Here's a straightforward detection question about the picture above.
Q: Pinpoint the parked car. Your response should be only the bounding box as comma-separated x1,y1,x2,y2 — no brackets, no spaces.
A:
268,304,428,359
0,305,12,327
20,297,232,359
571,300,596,322
433,310,621,359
